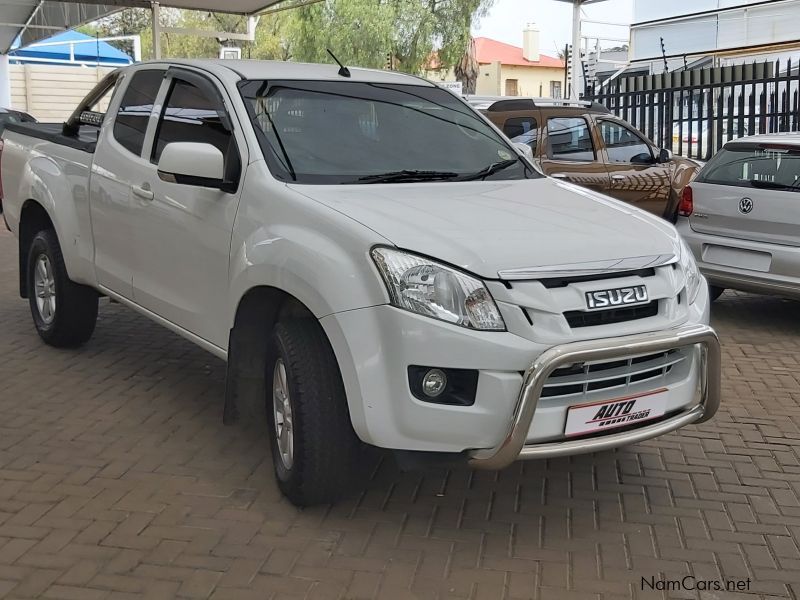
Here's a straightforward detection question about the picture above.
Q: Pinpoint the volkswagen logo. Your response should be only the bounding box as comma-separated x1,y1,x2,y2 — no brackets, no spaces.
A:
739,197,754,214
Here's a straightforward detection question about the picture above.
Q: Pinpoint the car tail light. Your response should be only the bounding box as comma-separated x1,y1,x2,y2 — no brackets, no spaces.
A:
678,185,693,217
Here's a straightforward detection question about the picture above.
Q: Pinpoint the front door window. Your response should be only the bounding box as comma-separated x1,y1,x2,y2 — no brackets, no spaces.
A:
598,120,653,164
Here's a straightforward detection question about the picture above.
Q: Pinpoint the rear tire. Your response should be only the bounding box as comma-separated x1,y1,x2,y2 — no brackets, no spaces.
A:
265,319,359,506
709,285,725,302
27,229,98,348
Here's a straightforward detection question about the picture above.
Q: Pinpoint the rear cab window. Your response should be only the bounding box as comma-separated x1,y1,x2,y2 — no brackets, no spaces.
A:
696,142,800,191
546,117,595,161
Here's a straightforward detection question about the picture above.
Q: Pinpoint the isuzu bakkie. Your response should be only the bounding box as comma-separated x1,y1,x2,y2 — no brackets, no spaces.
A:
0,60,721,506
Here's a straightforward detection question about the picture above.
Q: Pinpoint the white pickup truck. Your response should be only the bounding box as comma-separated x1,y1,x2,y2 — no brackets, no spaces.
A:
1,59,721,506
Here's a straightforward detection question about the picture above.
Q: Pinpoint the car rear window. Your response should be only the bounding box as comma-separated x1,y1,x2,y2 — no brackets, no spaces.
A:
697,143,800,189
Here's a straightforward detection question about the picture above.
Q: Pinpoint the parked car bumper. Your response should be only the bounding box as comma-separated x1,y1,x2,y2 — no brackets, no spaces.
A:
677,220,800,299
320,289,717,463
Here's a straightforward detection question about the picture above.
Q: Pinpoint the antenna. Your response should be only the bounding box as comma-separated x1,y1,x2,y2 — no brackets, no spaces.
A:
326,49,351,78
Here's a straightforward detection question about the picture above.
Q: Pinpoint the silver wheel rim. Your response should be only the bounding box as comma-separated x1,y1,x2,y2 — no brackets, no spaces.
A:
33,254,56,325
272,359,294,470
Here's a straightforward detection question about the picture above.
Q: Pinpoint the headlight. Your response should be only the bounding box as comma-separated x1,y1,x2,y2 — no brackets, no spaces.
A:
680,238,702,304
371,247,506,331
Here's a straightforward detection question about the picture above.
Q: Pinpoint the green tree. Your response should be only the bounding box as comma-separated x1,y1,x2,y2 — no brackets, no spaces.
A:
79,0,491,72
286,0,493,74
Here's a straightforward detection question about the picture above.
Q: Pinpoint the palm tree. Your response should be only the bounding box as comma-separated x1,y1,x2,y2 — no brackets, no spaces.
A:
455,37,479,94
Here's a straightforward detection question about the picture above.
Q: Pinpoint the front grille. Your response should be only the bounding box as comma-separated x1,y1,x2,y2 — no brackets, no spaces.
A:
541,349,686,399
539,268,656,289
564,300,658,328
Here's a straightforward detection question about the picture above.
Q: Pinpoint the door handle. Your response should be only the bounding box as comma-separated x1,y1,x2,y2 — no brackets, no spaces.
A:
132,183,154,201
551,173,568,179
611,174,626,181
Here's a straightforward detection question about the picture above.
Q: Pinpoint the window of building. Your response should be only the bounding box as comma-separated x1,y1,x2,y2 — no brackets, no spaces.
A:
547,117,595,161
550,81,562,99
112,70,164,156
505,79,519,96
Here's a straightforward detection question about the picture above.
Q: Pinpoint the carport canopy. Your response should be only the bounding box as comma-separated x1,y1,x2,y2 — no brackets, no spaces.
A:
1,0,289,54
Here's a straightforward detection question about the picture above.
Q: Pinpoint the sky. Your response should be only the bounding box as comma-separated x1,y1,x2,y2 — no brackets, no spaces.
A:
473,0,634,58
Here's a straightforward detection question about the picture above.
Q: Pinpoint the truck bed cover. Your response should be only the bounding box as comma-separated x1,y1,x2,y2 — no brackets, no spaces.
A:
3,122,98,153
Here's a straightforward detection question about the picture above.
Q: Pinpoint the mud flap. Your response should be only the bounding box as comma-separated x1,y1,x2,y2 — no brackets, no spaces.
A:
223,325,269,425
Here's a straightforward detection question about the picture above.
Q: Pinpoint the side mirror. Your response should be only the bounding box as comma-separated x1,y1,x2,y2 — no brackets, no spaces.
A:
157,142,225,188
513,142,534,163
630,152,656,165
658,148,673,163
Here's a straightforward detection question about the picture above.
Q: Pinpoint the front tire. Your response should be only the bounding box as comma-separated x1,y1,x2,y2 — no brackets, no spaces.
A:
27,229,98,348
265,319,359,506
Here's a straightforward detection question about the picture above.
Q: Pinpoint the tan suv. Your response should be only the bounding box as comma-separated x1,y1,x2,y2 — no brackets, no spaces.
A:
468,97,700,220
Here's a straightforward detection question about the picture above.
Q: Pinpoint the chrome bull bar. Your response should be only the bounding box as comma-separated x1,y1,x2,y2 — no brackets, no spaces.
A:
468,323,721,469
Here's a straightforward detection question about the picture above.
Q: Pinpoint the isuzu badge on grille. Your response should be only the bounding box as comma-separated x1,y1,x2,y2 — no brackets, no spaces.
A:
585,285,648,310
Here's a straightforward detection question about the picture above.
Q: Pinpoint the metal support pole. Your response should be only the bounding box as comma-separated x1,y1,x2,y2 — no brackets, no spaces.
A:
151,1,161,59
0,54,10,107
571,0,582,99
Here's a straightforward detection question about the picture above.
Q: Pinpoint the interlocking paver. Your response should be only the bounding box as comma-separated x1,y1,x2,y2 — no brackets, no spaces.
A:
1,228,800,599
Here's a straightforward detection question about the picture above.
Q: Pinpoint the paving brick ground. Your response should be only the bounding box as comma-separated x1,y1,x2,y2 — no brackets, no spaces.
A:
0,227,799,600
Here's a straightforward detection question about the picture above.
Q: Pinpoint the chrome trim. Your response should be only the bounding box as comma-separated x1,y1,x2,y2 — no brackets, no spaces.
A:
542,349,688,398
497,254,678,280
468,323,720,469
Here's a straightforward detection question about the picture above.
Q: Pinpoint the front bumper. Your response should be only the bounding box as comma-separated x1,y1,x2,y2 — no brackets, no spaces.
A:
321,284,716,460
468,323,720,469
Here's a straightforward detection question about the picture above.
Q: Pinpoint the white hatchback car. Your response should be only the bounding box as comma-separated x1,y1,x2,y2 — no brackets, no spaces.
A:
677,134,800,301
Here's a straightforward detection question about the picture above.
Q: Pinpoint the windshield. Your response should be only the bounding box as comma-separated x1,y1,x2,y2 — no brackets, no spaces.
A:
238,80,537,184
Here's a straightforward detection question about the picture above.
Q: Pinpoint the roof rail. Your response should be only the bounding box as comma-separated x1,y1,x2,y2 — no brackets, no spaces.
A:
464,95,611,113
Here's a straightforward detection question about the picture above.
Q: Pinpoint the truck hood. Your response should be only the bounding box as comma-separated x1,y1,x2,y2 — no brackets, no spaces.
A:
291,178,680,279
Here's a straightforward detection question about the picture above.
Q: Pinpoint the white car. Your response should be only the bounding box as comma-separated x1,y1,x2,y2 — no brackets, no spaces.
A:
0,60,720,506
677,133,800,300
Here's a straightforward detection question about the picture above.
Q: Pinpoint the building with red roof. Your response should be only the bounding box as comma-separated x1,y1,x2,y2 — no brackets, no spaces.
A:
426,24,566,98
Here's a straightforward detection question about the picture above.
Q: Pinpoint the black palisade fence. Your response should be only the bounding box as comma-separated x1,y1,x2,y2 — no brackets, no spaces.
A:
587,59,800,161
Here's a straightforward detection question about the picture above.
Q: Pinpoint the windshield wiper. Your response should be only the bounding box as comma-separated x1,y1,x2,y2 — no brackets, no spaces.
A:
749,179,800,191
458,159,519,181
352,170,460,184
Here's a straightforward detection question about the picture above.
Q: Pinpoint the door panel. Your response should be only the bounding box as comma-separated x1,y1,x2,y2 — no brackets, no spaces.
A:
131,72,244,348
90,69,165,298
540,116,610,194
597,118,671,215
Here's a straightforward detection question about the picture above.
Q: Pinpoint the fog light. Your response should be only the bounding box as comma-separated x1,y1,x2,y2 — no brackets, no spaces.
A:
408,366,478,405
422,369,447,398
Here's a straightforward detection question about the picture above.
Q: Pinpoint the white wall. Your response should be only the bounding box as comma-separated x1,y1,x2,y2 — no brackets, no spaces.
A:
8,64,113,121
631,0,800,61
633,0,770,23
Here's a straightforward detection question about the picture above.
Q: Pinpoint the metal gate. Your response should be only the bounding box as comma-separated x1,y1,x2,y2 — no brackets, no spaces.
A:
587,60,800,160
